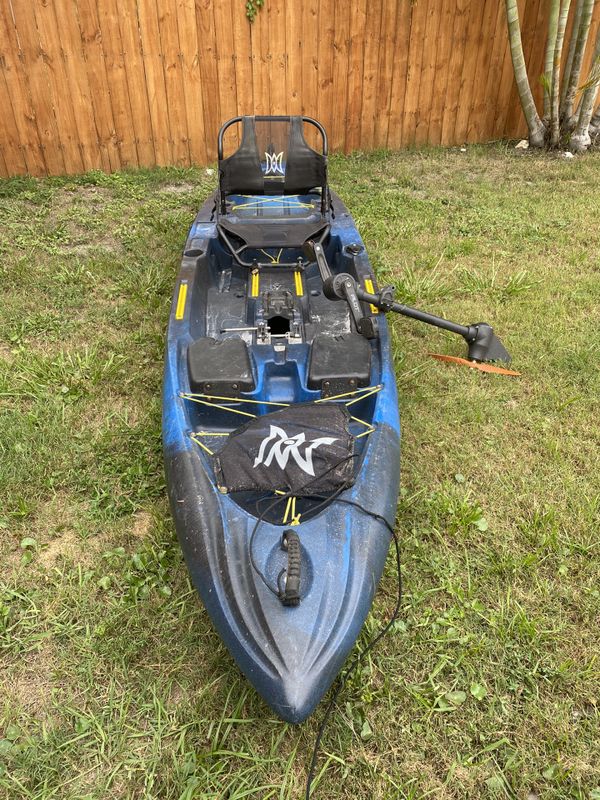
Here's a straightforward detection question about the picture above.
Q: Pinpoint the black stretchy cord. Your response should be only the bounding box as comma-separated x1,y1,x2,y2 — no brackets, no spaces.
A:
304,496,402,800
248,454,359,597
244,456,403,798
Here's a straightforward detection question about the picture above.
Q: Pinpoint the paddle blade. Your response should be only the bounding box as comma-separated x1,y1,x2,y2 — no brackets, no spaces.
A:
429,353,521,377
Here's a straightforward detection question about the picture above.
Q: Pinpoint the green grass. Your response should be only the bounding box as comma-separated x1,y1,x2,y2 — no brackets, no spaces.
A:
1,146,599,800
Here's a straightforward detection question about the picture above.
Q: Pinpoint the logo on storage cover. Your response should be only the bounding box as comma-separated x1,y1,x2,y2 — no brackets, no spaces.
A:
264,151,284,175
253,425,337,476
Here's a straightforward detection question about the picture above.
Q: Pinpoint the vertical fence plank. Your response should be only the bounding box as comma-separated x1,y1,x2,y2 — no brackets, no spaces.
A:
452,0,487,143
7,1,66,174
213,0,238,139
374,0,399,149
32,0,85,173
51,0,104,171
479,0,510,142
176,0,206,165
0,144,7,176
118,0,156,167
345,0,367,152
0,3,45,175
231,0,254,116
96,0,139,168
267,0,286,114
76,0,121,170
316,0,336,144
415,0,443,145
465,0,498,141
387,0,412,149
0,69,27,175
359,0,383,151
427,0,455,145
285,0,302,116
137,0,173,164
301,0,319,121
402,0,428,145
330,0,350,152
249,2,267,118
440,0,468,145
157,0,191,165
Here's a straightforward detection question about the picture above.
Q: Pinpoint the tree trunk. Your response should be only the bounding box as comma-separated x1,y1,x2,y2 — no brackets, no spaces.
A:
544,0,561,120
570,27,600,152
561,0,585,108
560,0,595,128
590,105,600,133
550,0,572,147
504,0,546,147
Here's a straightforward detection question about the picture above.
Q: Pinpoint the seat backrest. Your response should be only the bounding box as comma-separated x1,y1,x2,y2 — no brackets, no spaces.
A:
218,116,328,201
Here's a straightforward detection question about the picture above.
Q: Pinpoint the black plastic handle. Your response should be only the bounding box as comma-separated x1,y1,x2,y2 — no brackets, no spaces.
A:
280,530,301,607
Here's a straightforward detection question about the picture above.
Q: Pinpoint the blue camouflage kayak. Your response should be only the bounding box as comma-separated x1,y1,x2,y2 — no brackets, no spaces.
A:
163,115,400,723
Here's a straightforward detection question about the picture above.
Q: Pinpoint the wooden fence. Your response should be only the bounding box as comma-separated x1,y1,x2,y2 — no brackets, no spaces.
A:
1,0,599,177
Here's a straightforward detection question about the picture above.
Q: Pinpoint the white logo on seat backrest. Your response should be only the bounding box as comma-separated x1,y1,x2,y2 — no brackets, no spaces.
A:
253,425,337,476
264,151,284,175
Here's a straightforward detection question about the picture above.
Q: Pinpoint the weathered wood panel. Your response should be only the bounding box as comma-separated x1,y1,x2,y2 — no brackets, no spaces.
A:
1,0,599,176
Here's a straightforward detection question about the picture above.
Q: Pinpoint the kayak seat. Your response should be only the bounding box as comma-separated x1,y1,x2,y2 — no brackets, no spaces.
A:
308,333,371,397
216,117,330,259
187,337,255,397
219,116,326,197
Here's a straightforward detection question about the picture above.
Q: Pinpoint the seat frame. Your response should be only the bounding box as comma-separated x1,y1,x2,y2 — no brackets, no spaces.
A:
215,116,331,268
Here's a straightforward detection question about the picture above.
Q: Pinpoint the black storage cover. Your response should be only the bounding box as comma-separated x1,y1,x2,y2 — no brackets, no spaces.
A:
214,403,354,495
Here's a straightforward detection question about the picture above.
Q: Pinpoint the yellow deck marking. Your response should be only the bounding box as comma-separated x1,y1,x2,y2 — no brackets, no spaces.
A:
364,278,379,314
175,281,188,320
294,270,303,296
251,271,260,297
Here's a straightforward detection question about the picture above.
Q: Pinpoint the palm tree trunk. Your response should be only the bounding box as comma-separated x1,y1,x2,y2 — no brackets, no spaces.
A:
590,105,600,133
560,0,595,128
550,0,572,147
561,0,585,108
504,0,546,146
570,26,600,152
544,0,561,120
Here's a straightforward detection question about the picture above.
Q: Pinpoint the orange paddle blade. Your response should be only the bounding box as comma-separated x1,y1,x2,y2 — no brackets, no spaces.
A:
429,353,521,377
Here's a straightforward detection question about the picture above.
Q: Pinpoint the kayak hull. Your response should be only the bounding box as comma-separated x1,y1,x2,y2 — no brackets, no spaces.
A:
163,189,400,723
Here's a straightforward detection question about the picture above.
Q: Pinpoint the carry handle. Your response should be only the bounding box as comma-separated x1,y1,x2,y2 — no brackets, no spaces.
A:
280,530,301,607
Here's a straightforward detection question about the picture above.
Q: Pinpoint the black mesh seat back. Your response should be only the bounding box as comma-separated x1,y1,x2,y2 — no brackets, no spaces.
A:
219,117,263,196
218,116,327,198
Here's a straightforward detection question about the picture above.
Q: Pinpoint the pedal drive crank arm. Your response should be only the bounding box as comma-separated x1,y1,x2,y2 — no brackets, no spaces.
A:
303,240,333,283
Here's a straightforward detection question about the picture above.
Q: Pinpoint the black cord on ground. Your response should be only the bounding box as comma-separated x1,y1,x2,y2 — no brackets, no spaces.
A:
244,457,403,798
304,496,402,800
